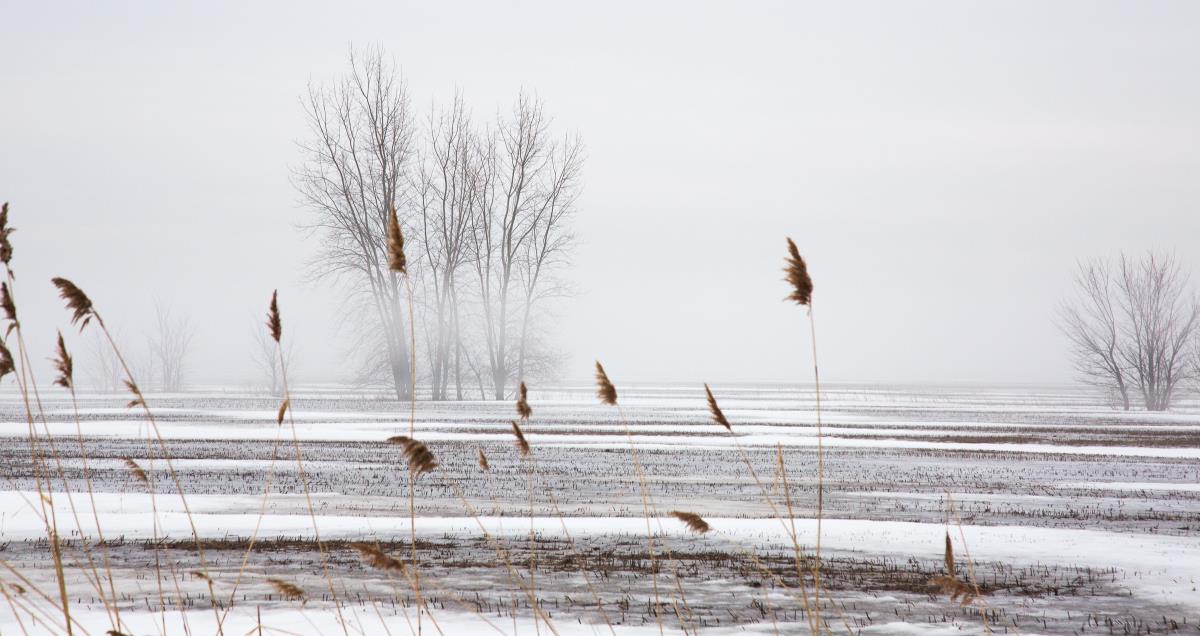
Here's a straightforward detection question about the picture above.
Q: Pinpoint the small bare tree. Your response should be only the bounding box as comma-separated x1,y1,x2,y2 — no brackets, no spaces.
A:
1061,253,1199,411
147,302,195,392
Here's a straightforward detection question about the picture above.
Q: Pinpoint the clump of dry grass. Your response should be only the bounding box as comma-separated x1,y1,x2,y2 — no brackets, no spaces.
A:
511,420,531,457
387,436,438,476
52,332,73,389
350,542,408,576
50,277,95,330
476,447,490,471
123,458,149,485
267,290,281,343
266,578,306,602
703,383,730,431
668,511,711,534
516,381,532,419
387,205,407,274
783,237,813,306
594,361,617,405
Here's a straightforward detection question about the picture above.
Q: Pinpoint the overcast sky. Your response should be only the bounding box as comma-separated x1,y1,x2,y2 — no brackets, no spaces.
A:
3,1,1199,387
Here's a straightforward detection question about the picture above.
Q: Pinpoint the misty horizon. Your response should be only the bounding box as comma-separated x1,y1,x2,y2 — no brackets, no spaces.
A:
5,1,1199,389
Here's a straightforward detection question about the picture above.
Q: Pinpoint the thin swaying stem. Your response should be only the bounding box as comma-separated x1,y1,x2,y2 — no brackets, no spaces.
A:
808,305,824,633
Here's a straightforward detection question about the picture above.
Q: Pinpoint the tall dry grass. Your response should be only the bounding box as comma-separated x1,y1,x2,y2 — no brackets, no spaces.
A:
0,198,1006,635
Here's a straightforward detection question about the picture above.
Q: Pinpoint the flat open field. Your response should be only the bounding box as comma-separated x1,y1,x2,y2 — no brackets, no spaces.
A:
2,384,1198,634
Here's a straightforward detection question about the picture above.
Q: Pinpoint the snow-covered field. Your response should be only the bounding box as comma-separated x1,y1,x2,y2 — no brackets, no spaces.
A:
1,384,1198,634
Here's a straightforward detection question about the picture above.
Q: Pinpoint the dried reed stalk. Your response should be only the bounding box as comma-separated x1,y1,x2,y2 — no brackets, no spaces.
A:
668,511,711,534
594,362,617,405
783,236,825,632
351,542,408,576
387,436,438,476
387,205,407,274
266,578,306,602
516,381,532,420
510,421,531,457
52,333,72,389
703,384,730,431
123,458,149,485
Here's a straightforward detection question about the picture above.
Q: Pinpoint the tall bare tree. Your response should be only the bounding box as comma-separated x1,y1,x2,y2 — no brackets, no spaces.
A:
1115,253,1199,410
1061,253,1199,411
415,95,482,400
470,94,583,399
295,48,416,399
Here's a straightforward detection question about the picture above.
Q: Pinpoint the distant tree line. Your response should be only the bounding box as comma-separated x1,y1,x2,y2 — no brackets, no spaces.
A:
1060,252,1200,411
294,48,582,401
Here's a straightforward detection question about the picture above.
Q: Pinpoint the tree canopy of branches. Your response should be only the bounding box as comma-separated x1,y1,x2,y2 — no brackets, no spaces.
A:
296,49,581,401
1060,253,1199,411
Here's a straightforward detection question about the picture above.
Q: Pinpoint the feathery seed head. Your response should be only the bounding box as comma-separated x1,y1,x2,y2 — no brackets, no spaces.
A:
703,383,731,431
516,381,532,420
669,511,711,534
53,331,73,389
387,206,407,274
387,435,438,476
267,290,281,343
51,277,95,330
783,238,813,306
594,361,617,406
511,420,531,457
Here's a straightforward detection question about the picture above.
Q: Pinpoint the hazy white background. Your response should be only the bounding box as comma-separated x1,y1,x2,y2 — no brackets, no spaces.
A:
3,1,1199,387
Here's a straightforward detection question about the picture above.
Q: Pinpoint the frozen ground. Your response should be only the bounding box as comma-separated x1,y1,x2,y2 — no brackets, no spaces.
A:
1,383,1198,634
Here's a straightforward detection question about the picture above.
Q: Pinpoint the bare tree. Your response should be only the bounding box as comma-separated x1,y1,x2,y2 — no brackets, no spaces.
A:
1061,253,1199,411
470,94,583,399
147,302,195,392
1060,260,1132,409
414,95,482,400
295,48,416,400
1115,253,1199,410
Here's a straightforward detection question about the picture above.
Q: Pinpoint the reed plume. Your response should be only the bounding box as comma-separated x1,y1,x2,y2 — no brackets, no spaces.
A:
944,532,954,573
783,236,824,630
783,237,813,306
51,277,95,330
477,447,490,471
703,384,730,431
0,202,12,265
0,340,14,381
387,205,407,274
594,361,617,405
266,578,305,602
387,436,438,476
267,290,281,343
191,571,213,583
52,332,73,389
123,458,149,485
511,420,531,457
1,282,16,329
516,381,532,420
668,511,711,534
351,542,408,576
124,380,144,409
276,399,289,425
